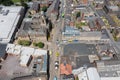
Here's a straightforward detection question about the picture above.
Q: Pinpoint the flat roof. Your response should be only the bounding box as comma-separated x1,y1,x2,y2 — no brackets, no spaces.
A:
21,47,35,56
0,6,22,43
20,55,31,66
33,49,47,57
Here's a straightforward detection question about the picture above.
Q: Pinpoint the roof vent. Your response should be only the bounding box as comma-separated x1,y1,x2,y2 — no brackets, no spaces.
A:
3,10,9,16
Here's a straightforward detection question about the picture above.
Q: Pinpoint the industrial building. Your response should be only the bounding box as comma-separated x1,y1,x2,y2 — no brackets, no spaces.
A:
0,6,24,61
0,43,48,80
0,6,24,43
77,67,101,80
6,43,48,67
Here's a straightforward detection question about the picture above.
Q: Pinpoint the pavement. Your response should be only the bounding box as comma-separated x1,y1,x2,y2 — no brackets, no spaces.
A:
0,55,32,80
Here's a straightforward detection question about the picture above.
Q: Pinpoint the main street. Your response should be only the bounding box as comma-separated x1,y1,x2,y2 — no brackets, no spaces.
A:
49,0,66,80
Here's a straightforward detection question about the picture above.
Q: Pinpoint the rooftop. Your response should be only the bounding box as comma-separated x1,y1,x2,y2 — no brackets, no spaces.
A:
17,14,48,38
30,2,39,11
0,6,23,43
0,43,7,58
78,67,101,80
0,43,48,79
96,60,120,77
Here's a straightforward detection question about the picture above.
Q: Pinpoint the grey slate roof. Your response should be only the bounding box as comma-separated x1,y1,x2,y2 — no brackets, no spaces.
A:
0,43,7,58
30,2,39,11
96,60,120,77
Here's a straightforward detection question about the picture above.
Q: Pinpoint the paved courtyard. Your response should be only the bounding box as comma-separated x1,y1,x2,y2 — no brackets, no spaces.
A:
0,55,33,80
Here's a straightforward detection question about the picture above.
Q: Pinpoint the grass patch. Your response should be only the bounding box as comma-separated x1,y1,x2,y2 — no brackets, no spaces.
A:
18,40,31,46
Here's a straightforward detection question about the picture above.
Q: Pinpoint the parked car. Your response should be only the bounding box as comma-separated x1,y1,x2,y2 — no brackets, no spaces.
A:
55,61,59,70
55,65,59,70
55,61,59,65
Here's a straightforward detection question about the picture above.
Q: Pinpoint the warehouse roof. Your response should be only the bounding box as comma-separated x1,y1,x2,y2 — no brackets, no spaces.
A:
0,6,22,43
78,67,101,80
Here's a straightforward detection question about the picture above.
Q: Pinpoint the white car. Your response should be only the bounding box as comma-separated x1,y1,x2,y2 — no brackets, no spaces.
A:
55,61,59,70
55,61,59,65
55,65,59,70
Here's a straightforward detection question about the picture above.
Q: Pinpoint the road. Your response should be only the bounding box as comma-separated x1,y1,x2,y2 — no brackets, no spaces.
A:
49,0,66,80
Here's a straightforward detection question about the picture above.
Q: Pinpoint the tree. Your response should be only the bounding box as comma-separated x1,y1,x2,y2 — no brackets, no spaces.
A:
20,0,28,9
42,6,48,12
37,42,44,48
76,11,81,19
28,15,32,18
0,0,13,6
33,42,44,48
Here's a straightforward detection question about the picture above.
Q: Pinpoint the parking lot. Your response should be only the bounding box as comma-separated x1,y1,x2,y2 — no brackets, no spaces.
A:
61,43,98,69
0,55,33,80
63,43,97,56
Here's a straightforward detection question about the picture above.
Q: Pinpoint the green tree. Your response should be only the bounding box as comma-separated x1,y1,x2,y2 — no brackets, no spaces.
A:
37,42,44,48
76,11,81,19
42,6,48,12
20,0,28,8
0,0,13,6
33,42,44,48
